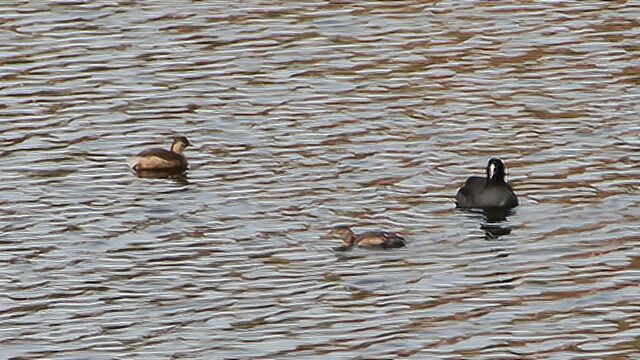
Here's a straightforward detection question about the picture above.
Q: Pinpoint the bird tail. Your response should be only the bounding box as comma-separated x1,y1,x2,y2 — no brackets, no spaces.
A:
128,156,141,171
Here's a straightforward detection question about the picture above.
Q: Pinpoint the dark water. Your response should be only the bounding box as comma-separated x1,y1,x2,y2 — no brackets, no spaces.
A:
1,1,639,358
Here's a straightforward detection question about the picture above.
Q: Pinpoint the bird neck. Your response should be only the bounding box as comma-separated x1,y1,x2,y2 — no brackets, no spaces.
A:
486,176,505,186
343,231,356,247
170,143,185,155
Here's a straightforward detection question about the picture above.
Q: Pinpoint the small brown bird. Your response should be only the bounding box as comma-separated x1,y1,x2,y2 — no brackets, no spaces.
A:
129,136,191,172
328,225,406,251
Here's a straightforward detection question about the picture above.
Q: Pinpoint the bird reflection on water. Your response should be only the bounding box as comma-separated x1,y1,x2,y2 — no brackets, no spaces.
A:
133,169,190,185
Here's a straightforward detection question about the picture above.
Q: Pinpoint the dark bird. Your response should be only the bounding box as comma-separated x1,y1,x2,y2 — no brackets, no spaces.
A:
455,158,518,209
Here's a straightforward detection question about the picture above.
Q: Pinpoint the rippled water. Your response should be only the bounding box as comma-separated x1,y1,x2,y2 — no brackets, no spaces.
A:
1,1,639,358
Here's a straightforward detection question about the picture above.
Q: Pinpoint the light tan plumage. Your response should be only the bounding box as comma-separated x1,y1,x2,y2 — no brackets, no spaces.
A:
129,136,191,172
328,225,406,250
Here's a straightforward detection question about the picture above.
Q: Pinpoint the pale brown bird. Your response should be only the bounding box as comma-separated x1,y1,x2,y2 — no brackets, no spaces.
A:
129,136,191,172
328,225,406,251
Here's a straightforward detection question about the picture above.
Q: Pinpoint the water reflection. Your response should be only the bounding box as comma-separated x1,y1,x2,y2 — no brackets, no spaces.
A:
133,169,190,185
482,207,515,223
481,223,513,239
457,207,515,238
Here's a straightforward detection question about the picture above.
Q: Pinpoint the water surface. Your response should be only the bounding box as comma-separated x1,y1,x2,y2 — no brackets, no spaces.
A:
1,1,639,358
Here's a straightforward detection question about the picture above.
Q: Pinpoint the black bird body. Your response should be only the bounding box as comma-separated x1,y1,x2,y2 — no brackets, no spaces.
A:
455,158,518,209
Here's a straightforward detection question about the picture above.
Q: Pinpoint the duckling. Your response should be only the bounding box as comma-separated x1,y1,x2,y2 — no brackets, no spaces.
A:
329,225,406,250
129,136,191,172
455,158,518,209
